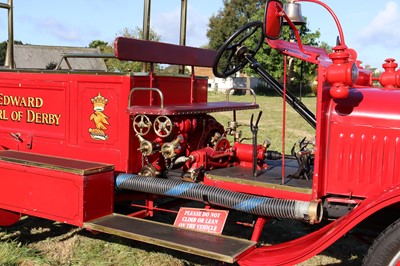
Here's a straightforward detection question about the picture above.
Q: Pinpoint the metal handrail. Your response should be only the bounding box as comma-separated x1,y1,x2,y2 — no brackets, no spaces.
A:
226,88,257,103
0,2,10,8
128,88,164,109
55,53,115,70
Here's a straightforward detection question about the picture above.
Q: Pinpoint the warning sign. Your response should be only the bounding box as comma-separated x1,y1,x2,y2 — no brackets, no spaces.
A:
174,207,229,234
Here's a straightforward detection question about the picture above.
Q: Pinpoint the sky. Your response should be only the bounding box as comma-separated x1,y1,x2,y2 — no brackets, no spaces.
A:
1,0,400,70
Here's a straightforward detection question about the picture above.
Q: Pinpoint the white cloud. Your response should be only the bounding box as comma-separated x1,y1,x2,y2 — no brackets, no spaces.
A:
17,15,100,46
0,19,5,40
152,4,210,47
152,6,181,44
186,5,210,47
39,18,81,42
357,1,400,49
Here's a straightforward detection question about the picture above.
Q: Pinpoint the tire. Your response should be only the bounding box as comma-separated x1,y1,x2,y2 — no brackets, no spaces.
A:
363,218,400,266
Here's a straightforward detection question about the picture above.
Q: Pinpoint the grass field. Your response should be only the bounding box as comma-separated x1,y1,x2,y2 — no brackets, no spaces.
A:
0,215,368,266
0,93,369,265
208,92,316,154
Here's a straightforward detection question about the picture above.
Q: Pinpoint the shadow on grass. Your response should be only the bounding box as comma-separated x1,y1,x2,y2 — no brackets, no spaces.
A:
0,209,371,266
0,215,222,266
0,216,76,244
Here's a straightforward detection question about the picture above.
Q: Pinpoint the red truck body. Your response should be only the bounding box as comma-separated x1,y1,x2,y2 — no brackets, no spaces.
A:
1,0,400,265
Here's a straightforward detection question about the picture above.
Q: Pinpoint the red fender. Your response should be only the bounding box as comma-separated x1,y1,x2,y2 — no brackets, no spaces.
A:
238,186,400,266
0,208,21,226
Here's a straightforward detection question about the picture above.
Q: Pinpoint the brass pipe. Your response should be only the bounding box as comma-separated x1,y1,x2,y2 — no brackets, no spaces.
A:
1,0,13,69
179,0,187,74
142,0,151,72
179,0,187,47
8,0,13,69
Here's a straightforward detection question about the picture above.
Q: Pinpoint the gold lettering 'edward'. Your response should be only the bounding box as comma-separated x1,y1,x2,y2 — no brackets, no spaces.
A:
0,94,43,108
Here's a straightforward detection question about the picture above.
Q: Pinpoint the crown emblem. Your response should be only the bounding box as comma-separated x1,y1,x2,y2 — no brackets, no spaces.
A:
89,93,109,141
91,93,108,111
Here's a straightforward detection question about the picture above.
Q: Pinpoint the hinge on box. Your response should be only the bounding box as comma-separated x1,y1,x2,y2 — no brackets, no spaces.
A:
26,136,33,149
10,133,33,149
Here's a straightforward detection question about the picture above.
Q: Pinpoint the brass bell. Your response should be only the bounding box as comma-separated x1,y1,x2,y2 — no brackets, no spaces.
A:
283,2,306,25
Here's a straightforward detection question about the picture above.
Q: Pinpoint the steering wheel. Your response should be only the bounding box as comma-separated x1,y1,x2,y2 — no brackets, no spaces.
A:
213,21,264,78
133,115,152,135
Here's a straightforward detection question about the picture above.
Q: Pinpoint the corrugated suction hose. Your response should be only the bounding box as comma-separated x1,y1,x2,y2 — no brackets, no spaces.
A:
115,173,322,224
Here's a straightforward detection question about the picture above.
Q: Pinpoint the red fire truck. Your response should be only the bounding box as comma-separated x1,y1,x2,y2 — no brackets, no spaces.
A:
0,0,399,265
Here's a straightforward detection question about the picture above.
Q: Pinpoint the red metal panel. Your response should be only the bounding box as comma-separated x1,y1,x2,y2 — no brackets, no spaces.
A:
129,75,208,107
0,72,132,172
83,170,115,223
0,156,113,226
325,88,400,197
311,69,332,199
0,74,67,151
150,76,202,104
326,124,400,196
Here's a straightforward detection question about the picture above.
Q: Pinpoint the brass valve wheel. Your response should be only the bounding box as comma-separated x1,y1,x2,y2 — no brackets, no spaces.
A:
133,115,151,136
154,116,173,138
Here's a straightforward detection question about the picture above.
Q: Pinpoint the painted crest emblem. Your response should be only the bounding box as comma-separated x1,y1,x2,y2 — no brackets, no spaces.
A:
89,93,109,140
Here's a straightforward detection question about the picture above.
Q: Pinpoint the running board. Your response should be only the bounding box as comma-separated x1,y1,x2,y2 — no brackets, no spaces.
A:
84,213,256,263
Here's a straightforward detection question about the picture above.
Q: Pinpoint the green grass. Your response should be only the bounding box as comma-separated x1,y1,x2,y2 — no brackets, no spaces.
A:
0,239,48,265
0,218,212,266
208,92,316,154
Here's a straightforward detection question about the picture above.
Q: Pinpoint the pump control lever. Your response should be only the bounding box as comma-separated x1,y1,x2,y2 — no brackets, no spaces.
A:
250,111,263,178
